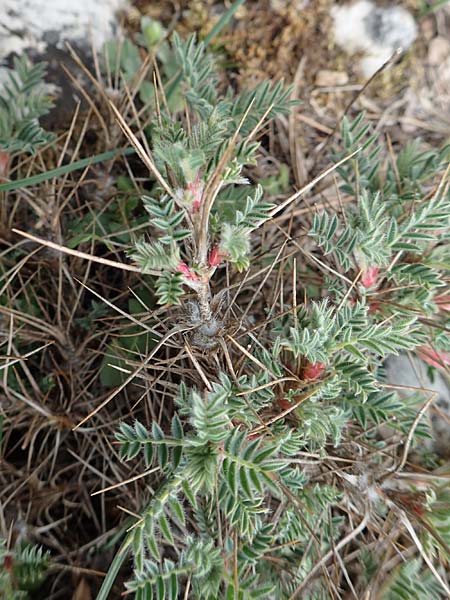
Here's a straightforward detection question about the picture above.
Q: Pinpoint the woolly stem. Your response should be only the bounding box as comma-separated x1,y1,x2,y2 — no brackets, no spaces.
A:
197,279,213,323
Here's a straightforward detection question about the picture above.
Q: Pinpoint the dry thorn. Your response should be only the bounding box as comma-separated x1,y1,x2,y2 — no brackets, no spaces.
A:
91,466,161,496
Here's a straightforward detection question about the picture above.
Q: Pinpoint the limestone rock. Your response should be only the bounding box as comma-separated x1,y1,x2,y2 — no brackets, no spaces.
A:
332,1,417,77
0,0,127,60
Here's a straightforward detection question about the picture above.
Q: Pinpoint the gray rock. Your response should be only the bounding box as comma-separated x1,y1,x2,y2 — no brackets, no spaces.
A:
384,354,450,456
0,0,129,131
0,0,127,60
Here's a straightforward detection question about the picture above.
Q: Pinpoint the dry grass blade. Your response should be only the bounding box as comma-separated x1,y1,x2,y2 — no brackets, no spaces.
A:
0,341,54,370
91,466,161,496
269,148,361,218
289,511,371,599
12,228,154,274
108,101,173,197
400,512,450,598
197,98,257,265
73,327,186,429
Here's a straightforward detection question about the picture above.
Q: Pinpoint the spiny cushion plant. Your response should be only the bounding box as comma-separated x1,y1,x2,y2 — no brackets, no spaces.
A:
97,28,450,600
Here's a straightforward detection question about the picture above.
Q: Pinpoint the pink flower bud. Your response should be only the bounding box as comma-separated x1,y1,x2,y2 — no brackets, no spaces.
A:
187,175,203,213
361,266,380,289
277,397,293,411
303,361,326,381
368,301,381,315
436,294,450,312
208,247,223,267
416,346,450,369
176,261,199,281
3,555,13,571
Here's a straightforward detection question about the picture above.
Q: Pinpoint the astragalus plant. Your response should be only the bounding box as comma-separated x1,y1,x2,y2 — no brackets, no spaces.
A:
97,28,450,600
126,32,294,348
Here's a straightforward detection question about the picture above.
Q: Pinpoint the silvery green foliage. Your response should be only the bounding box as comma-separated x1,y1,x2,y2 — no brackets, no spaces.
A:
114,103,450,598
380,559,442,600
128,32,293,305
312,113,450,320
115,377,342,598
275,300,422,401
0,56,54,154
0,538,49,598
113,287,434,597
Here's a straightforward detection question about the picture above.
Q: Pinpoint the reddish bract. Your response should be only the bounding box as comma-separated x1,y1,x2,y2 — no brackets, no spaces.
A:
436,294,450,311
176,261,199,281
303,361,326,380
368,301,381,315
361,266,380,288
187,175,203,213
277,397,293,411
208,247,223,267
416,346,450,369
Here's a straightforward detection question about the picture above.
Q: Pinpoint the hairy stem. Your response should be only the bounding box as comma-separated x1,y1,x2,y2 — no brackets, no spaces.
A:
197,279,213,322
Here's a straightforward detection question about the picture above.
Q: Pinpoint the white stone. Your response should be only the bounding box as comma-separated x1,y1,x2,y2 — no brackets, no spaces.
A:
270,0,311,12
0,0,127,61
332,1,417,77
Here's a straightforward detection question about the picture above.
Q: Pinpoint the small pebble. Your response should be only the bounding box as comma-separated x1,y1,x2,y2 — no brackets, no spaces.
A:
315,69,349,87
428,36,450,66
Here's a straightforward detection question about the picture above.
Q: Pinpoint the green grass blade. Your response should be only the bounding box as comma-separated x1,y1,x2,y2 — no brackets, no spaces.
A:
0,147,135,193
419,0,450,16
203,0,247,46
96,536,131,600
